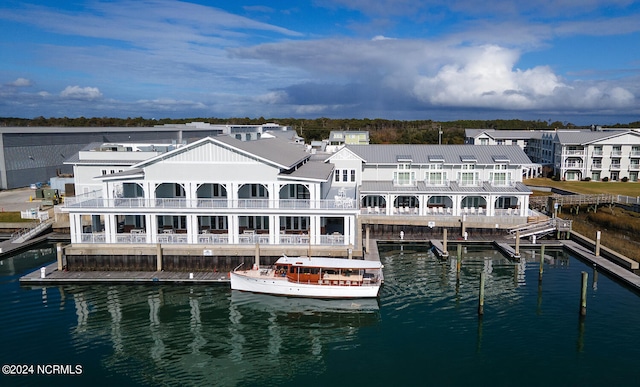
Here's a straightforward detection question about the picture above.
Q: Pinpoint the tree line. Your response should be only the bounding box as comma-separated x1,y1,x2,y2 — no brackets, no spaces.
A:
1,116,638,145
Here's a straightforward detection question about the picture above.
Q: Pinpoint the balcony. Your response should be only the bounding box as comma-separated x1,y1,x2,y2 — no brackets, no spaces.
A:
563,150,584,156
64,197,357,211
610,163,622,170
563,162,584,169
611,151,623,157
629,164,640,171
591,164,603,170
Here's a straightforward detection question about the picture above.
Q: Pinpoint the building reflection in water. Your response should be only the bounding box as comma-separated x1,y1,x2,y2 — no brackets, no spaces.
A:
67,285,380,386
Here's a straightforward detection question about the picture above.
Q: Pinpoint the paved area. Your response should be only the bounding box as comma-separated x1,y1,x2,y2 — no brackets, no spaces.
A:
0,187,41,212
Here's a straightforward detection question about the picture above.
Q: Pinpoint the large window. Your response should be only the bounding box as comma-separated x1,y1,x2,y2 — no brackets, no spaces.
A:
459,172,478,186
427,172,445,185
394,164,415,186
490,172,509,186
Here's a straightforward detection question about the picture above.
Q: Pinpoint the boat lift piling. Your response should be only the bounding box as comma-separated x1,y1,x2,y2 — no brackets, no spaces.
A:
579,271,588,317
539,244,545,282
478,272,486,316
456,244,462,273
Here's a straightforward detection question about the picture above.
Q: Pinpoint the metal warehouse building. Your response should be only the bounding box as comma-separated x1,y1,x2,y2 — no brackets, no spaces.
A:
0,126,224,190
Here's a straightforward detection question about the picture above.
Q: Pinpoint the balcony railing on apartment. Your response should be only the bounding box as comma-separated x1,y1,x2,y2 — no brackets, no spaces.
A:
563,150,584,155
611,151,623,157
65,197,357,210
591,164,602,170
79,232,345,245
629,164,640,171
610,163,622,170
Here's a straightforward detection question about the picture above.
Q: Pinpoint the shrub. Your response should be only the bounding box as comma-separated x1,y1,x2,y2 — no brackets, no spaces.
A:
582,177,591,181
602,176,609,182
621,176,629,182
551,174,561,181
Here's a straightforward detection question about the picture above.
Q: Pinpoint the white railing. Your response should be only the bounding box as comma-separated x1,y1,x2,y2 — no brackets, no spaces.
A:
564,150,584,155
617,195,640,205
77,232,347,245
65,197,357,210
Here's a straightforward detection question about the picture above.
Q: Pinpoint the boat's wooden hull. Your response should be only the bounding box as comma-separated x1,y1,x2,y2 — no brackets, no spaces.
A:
230,271,380,298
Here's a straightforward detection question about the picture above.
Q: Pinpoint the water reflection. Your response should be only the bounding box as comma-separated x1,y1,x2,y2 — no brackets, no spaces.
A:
63,286,380,386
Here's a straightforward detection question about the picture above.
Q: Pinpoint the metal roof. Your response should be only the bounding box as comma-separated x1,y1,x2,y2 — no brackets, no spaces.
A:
345,144,532,164
280,160,333,181
465,129,544,140
214,135,310,169
554,130,633,145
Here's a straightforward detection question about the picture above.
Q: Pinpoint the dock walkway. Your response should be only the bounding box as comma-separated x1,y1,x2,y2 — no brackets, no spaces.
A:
561,240,640,291
20,263,230,286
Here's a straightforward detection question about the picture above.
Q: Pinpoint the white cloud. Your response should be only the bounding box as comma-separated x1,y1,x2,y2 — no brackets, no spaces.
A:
8,78,33,87
60,86,103,100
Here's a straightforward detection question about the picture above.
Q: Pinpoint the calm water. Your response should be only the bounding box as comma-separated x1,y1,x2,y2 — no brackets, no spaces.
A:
1,243,640,386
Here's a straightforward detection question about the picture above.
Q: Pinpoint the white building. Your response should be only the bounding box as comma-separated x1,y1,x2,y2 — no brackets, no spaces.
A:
64,135,358,248
553,130,640,181
465,128,640,180
62,138,535,253
328,144,532,218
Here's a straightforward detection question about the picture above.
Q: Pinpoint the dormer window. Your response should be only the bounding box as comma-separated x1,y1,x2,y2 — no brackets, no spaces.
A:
394,163,415,186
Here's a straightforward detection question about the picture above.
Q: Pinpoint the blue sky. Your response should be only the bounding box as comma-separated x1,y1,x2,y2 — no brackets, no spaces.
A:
0,0,639,124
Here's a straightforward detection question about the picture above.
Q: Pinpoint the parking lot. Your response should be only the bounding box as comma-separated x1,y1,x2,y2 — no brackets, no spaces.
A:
0,188,43,212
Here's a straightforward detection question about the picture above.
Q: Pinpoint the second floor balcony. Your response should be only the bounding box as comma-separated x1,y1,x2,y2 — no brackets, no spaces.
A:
65,197,357,211
563,162,584,169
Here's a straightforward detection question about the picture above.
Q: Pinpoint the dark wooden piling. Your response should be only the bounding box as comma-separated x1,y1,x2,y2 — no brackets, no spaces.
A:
478,272,486,315
579,271,588,316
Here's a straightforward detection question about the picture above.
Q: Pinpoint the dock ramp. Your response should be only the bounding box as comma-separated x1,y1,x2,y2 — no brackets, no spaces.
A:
11,219,54,244
507,218,571,239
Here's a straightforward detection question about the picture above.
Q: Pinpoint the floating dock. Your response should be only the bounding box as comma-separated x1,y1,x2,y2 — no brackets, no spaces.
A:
19,262,230,286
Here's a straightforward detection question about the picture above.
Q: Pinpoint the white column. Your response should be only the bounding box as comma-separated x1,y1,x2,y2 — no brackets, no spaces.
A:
452,195,462,216
187,182,197,208
347,215,355,246
147,214,157,244
70,213,81,244
188,215,198,244
487,195,495,216
309,215,318,246
269,215,277,244
147,182,156,207
104,214,116,244
386,194,393,215
520,195,529,217
229,215,238,244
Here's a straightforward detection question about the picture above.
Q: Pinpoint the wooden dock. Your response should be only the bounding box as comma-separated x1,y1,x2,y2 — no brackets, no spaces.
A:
19,262,230,286
561,240,640,291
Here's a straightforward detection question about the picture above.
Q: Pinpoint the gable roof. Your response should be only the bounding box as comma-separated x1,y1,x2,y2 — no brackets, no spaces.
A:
554,130,636,145
344,144,532,164
132,135,310,170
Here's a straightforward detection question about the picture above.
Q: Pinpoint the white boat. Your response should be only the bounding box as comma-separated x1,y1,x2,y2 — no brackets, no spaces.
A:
230,255,383,299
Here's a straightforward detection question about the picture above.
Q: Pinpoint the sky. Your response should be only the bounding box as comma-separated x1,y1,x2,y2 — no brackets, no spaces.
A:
0,0,639,124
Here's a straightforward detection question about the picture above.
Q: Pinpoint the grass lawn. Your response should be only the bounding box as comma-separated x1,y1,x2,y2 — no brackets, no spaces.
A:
524,178,640,196
0,212,31,222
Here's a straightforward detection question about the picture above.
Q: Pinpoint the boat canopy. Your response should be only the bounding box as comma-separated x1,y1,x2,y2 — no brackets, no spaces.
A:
276,256,382,270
